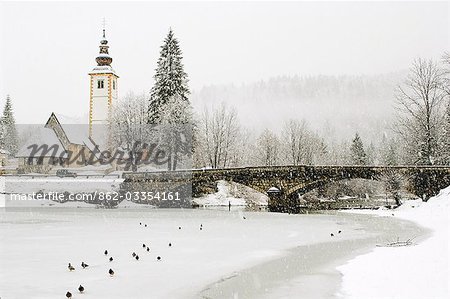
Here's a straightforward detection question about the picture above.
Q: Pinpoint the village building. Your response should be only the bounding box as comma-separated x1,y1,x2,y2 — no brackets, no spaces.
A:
16,28,119,173
16,113,99,173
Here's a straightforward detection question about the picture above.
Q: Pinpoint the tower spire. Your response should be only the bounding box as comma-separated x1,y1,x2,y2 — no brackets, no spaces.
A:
95,18,112,66
89,19,119,139
102,17,106,39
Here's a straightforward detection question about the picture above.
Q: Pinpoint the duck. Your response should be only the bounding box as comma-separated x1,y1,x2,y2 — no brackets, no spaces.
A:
169,243,172,247
132,252,136,257
330,233,334,237
104,250,108,255
146,247,150,252
109,268,114,276
140,222,142,225
81,262,89,269
66,291,72,298
144,224,147,227
338,230,342,234
178,226,182,230
68,263,75,271
135,255,139,261
142,243,146,248
109,257,113,262
78,285,84,293
157,256,161,261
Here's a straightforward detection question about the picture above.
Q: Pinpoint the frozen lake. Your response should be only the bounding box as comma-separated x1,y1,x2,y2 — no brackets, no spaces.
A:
0,208,427,298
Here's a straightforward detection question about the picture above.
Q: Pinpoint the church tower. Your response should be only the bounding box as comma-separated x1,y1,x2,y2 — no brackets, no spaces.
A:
88,26,118,140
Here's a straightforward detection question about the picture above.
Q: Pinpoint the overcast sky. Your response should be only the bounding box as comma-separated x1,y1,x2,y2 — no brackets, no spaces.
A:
0,1,448,123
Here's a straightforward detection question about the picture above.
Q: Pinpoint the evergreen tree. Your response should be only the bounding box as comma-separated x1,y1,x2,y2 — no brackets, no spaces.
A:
148,28,190,124
441,101,450,164
0,95,18,156
158,94,193,171
350,133,367,165
380,135,398,166
365,142,377,165
385,142,398,166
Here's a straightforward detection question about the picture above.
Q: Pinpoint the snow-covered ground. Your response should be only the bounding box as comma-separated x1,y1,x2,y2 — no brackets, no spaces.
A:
0,207,406,299
193,180,268,207
336,186,450,299
1,176,446,298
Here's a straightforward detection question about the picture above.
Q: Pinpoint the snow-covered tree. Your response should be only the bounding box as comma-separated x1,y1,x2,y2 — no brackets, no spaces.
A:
395,58,446,165
148,28,190,124
157,94,193,170
440,101,450,165
365,142,377,165
280,119,327,166
385,141,398,166
381,170,405,206
110,92,152,171
281,120,309,165
379,135,398,166
195,102,240,168
256,128,280,166
0,95,18,156
350,133,367,165
441,52,450,97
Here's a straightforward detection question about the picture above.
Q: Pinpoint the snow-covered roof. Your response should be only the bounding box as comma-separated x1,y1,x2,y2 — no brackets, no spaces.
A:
17,127,67,158
50,113,108,156
45,113,91,146
89,65,118,76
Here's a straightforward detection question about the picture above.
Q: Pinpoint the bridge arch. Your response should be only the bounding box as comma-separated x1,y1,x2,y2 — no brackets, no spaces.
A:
121,165,450,212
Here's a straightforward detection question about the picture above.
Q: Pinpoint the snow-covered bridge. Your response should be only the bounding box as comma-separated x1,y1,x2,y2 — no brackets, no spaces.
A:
122,165,450,212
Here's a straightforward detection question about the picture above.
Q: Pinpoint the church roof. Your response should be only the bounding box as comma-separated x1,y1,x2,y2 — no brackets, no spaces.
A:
46,112,100,148
16,127,67,158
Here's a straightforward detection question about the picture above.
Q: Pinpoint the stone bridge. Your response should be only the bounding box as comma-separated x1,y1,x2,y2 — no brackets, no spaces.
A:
121,165,450,212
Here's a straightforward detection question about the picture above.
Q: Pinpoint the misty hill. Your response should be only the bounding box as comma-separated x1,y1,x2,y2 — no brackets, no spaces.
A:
191,72,406,143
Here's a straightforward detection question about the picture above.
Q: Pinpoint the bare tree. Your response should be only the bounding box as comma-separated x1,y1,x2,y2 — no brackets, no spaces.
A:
381,170,405,206
110,92,152,171
196,102,240,168
441,52,450,97
227,127,253,167
437,53,450,165
281,119,322,165
256,128,280,166
394,58,446,165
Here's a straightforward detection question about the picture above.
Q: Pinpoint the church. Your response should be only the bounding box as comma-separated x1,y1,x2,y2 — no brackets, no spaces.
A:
17,28,120,173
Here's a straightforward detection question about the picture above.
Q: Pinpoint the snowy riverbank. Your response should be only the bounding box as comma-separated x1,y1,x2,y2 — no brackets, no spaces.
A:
337,186,450,299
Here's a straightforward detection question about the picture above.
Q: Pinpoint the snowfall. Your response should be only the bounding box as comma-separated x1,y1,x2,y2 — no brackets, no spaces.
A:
0,178,448,298
336,186,450,299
